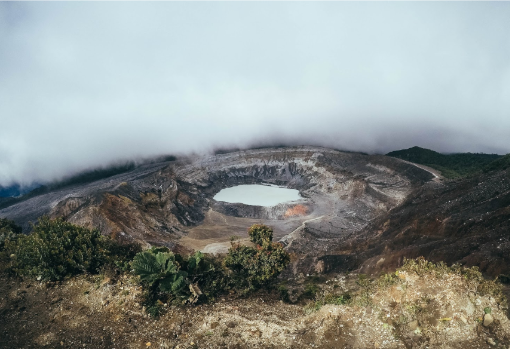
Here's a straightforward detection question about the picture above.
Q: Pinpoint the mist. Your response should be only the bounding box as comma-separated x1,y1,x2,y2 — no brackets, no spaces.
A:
1,2,510,187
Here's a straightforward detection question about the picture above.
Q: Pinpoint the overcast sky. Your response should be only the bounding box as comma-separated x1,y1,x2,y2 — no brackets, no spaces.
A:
1,2,510,187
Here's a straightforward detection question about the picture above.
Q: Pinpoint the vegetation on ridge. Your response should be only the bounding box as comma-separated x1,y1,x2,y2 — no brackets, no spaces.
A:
303,257,506,316
387,146,503,179
483,153,510,173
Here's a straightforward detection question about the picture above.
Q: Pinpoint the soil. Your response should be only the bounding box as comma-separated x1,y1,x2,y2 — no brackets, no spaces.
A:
2,266,510,349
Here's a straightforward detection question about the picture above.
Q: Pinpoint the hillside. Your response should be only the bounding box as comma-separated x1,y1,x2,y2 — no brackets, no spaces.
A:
0,160,175,210
386,146,502,179
316,160,510,279
2,146,510,278
484,154,510,173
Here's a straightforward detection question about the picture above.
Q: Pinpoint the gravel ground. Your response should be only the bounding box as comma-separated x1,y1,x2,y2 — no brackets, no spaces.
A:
2,265,509,349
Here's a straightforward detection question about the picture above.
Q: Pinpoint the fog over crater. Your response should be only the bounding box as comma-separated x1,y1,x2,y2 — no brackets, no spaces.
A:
1,2,509,187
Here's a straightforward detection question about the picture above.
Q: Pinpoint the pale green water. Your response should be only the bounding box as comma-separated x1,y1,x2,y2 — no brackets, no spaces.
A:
213,184,301,207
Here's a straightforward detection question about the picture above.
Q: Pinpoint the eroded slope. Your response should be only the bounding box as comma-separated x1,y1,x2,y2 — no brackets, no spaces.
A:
320,166,510,278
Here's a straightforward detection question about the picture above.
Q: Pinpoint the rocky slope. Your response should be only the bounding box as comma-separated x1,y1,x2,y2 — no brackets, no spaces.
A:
317,166,510,278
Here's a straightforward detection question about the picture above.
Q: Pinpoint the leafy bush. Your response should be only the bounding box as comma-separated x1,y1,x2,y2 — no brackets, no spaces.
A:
132,223,291,314
102,237,142,272
224,224,290,292
132,248,189,300
132,248,226,310
302,282,320,299
323,293,351,305
4,216,139,280
304,294,351,314
248,224,273,245
0,218,21,250
278,283,290,302
129,224,289,314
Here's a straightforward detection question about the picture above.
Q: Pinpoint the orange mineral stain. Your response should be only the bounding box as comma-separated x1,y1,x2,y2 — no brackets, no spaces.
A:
284,204,308,217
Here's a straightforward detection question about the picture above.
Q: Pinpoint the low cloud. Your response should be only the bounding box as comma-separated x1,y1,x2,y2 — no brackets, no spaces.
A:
1,2,509,186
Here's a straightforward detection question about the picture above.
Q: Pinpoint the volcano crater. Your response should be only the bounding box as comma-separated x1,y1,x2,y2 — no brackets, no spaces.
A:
0,146,434,269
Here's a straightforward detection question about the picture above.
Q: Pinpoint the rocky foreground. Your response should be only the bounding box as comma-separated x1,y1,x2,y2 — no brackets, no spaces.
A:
1,259,509,349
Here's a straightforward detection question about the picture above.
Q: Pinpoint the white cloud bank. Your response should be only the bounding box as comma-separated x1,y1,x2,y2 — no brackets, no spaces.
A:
1,2,510,186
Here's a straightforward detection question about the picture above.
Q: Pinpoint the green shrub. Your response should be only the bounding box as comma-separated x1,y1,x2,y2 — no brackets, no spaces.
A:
132,248,189,297
304,300,324,314
224,225,290,292
3,216,138,281
304,294,351,314
0,218,22,250
302,283,319,299
5,217,109,280
188,253,229,301
132,223,290,313
132,248,226,311
278,283,290,302
323,293,351,305
248,224,273,246
102,237,142,272
376,272,400,288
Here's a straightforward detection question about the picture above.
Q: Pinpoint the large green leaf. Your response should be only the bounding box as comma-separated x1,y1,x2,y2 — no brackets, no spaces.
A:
187,256,197,274
171,274,186,293
159,271,188,293
188,251,204,274
132,251,161,284
159,276,175,292
155,252,175,272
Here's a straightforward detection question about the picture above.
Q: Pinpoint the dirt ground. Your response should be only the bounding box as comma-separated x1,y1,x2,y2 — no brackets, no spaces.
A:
179,209,306,254
2,266,510,349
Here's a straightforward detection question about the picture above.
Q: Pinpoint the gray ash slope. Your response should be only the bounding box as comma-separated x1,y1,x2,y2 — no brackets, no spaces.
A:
0,146,433,270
